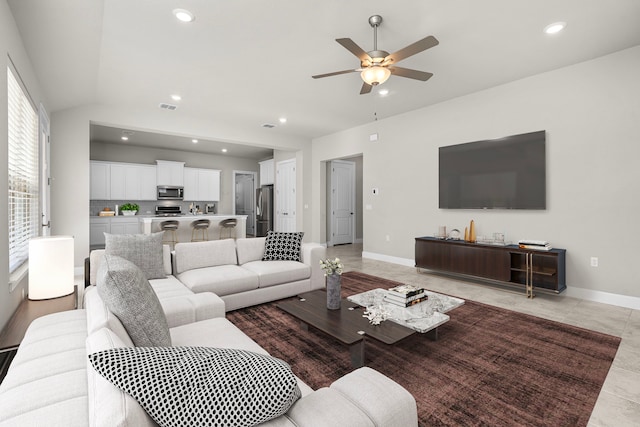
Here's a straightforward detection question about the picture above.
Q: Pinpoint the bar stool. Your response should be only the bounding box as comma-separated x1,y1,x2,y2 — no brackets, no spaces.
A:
191,219,211,242
160,220,179,249
219,218,237,239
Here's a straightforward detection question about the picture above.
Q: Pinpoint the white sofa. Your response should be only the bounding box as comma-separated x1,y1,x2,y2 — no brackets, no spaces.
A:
86,237,326,312
0,274,419,426
86,244,226,326
172,237,326,311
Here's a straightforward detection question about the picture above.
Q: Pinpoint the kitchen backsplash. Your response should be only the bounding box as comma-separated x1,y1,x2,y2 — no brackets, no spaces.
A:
90,200,217,216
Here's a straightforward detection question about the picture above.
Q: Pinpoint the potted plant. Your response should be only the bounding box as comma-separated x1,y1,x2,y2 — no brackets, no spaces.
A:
120,203,139,216
320,258,343,310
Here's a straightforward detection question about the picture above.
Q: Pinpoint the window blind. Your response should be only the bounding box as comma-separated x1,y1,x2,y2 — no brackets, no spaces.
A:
7,66,39,273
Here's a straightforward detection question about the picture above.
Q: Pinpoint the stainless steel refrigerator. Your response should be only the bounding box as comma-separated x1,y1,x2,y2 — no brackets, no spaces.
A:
256,185,274,237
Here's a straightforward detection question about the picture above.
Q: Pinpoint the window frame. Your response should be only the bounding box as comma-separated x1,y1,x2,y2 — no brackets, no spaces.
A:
7,62,40,290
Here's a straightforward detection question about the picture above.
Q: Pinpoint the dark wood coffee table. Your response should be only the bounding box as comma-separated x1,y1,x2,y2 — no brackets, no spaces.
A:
276,290,415,367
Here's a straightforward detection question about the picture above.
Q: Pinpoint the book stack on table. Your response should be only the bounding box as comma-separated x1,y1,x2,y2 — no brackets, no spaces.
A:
518,239,552,251
384,284,428,308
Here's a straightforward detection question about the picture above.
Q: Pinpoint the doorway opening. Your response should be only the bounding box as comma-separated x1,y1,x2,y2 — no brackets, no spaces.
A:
326,156,363,246
232,171,257,237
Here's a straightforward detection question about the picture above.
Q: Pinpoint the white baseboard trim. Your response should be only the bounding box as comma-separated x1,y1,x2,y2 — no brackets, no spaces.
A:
362,251,415,267
566,287,640,311
362,251,640,311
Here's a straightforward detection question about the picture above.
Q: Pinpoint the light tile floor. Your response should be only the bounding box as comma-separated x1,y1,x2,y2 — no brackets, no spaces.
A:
326,243,640,427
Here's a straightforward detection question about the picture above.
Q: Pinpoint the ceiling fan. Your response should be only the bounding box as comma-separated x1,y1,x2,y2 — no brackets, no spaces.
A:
312,15,439,94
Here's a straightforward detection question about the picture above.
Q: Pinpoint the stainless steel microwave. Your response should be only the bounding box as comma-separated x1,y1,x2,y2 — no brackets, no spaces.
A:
157,185,184,200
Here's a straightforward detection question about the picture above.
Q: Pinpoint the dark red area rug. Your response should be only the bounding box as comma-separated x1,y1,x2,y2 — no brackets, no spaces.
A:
227,271,620,427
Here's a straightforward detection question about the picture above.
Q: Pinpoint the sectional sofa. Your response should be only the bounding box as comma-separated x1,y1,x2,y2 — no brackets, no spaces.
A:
0,234,419,426
85,236,327,312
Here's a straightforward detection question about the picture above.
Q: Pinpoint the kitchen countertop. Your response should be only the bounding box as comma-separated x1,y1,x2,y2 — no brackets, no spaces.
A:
93,214,247,219
140,214,247,221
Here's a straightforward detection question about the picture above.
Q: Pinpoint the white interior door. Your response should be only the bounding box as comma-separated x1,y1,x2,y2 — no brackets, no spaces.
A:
329,160,355,245
276,159,296,232
39,104,51,236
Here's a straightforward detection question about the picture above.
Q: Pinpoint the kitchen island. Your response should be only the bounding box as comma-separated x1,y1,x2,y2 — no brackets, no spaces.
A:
141,215,247,241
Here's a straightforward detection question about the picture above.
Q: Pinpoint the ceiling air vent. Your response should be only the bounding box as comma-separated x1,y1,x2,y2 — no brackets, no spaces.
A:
262,123,276,129
159,103,178,111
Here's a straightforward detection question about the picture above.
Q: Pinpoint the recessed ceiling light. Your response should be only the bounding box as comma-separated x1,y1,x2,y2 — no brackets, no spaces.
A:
121,136,129,141
222,149,228,153
544,22,566,34
378,88,389,96
279,117,287,124
192,139,198,143
173,9,195,23
171,94,182,101
121,131,134,141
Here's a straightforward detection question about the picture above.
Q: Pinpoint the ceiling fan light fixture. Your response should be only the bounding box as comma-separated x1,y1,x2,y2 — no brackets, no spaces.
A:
361,66,391,86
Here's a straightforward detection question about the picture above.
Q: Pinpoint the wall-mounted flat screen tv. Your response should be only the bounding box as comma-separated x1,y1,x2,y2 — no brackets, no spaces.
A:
439,130,546,209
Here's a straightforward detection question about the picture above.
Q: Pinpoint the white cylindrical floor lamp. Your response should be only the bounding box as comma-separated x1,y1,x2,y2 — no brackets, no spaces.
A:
29,235,75,300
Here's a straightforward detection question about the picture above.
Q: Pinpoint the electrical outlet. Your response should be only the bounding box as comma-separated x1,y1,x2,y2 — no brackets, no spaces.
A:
590,257,599,267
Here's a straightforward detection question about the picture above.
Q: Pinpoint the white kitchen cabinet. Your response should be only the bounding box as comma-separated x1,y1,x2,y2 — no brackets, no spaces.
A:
110,218,141,235
183,167,198,201
156,160,184,186
90,217,142,246
184,167,220,201
199,169,220,201
90,161,110,199
90,217,110,247
108,163,127,200
259,159,274,186
138,165,157,200
92,161,156,201
113,163,157,200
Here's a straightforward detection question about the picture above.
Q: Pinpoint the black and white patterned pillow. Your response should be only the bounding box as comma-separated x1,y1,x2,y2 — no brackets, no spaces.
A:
262,231,304,262
88,347,301,427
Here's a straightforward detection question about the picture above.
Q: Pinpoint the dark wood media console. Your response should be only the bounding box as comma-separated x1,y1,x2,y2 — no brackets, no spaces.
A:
415,237,566,296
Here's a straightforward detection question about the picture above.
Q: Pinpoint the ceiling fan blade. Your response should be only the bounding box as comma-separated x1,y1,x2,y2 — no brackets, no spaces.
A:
360,82,373,95
388,66,433,81
336,38,372,62
312,69,360,79
385,35,439,64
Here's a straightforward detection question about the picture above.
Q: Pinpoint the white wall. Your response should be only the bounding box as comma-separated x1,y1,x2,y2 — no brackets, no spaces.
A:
0,0,49,330
312,46,640,300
